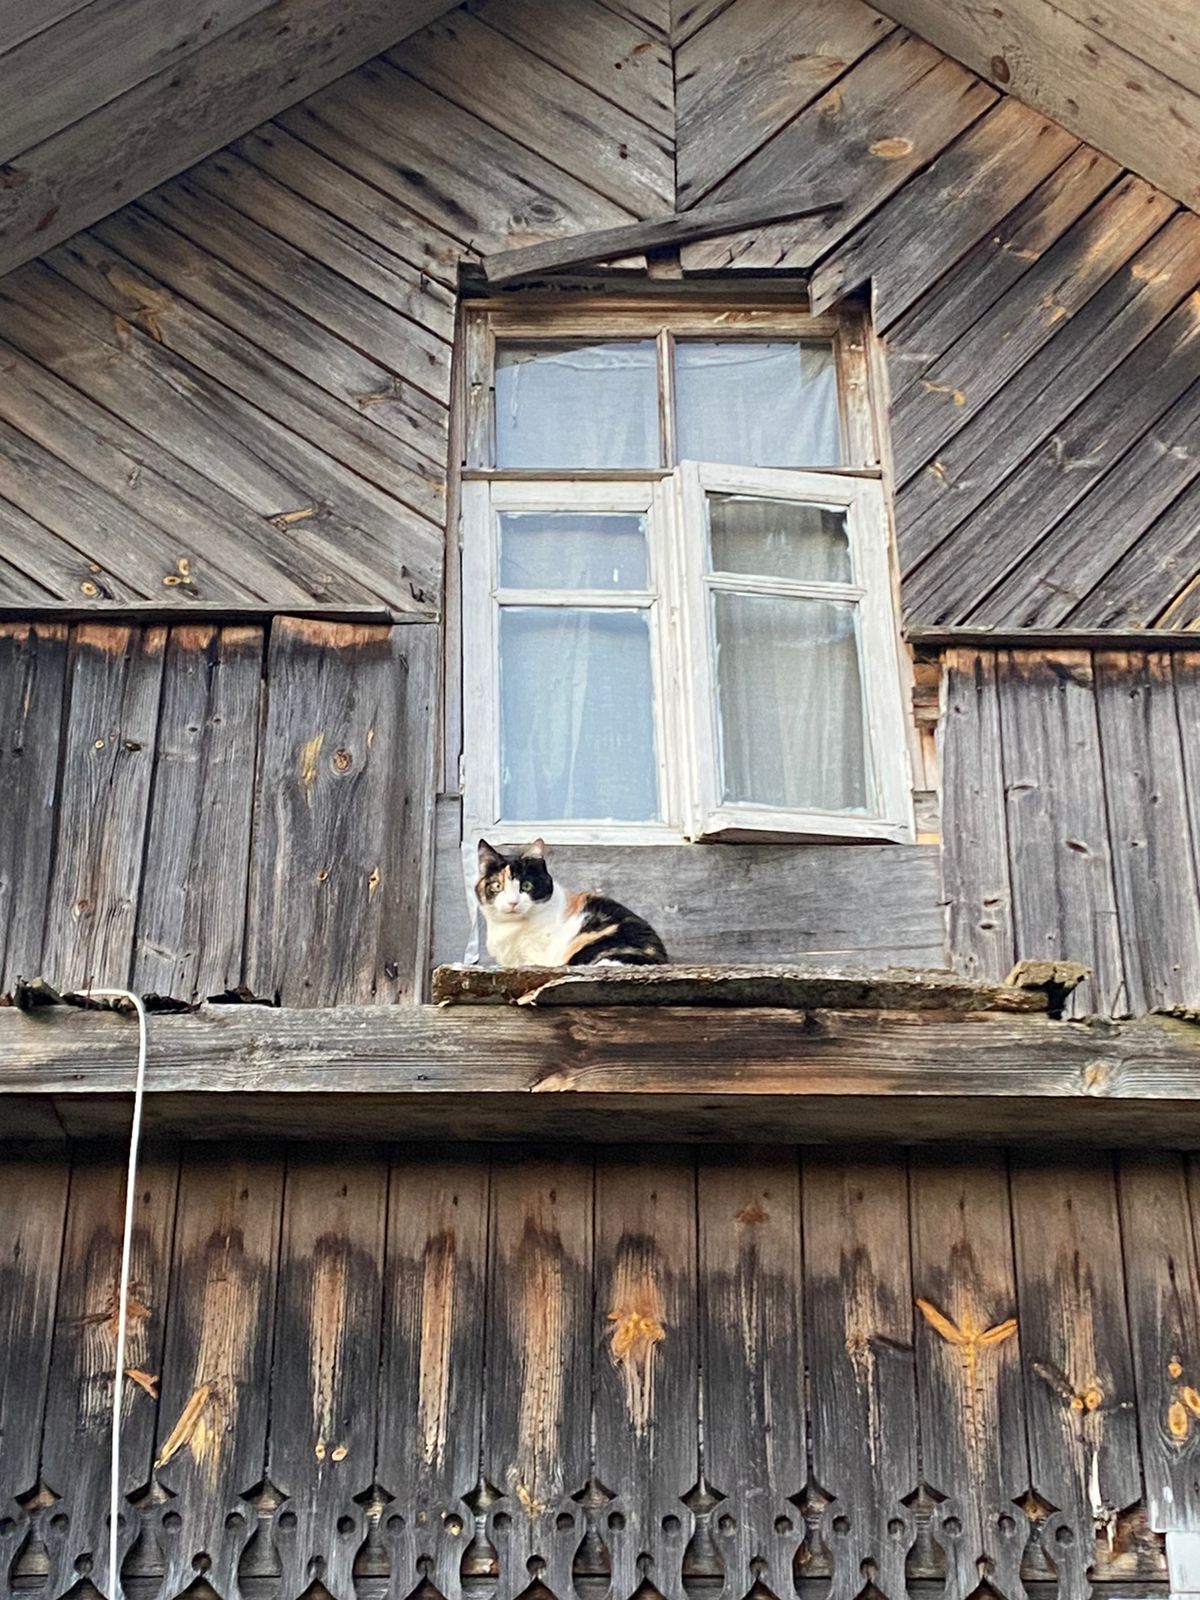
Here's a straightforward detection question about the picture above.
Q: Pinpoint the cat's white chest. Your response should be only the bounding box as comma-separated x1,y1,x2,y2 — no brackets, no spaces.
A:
482,892,581,966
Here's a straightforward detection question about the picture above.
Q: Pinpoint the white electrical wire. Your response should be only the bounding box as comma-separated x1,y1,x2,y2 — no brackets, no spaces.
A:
85,988,149,1600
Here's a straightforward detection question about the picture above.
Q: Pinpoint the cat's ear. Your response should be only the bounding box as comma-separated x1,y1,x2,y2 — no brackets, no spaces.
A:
477,838,504,872
525,837,546,860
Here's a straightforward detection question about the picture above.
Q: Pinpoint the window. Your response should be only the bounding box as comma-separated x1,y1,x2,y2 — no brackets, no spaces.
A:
459,301,913,844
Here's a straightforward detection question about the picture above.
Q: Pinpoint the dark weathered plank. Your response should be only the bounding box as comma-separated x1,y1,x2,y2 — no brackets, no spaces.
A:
940,650,1014,985
483,1151,593,1600
698,1152,804,1600
376,1149,490,1600
483,193,842,284
1010,1156,1142,1597
885,143,1118,398
394,11,672,217
42,625,165,992
469,0,673,137
0,624,67,993
0,0,459,277
434,839,948,971
1075,473,1200,630
675,0,893,206
151,1150,285,1600
38,1149,179,1597
0,1158,70,1583
802,1152,918,1600
1095,652,1200,1014
896,208,1200,581
811,98,1076,321
133,626,263,1004
244,618,437,1006
1119,1154,1200,1530
266,1150,389,1600
681,34,993,271
592,1149,697,1600
282,61,636,257
890,174,1177,489
995,651,1124,1016
10,1003,1200,1145
0,499,93,604
909,1156,1028,1600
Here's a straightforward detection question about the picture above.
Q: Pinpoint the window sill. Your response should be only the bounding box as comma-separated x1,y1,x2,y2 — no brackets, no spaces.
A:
2,969,1196,1146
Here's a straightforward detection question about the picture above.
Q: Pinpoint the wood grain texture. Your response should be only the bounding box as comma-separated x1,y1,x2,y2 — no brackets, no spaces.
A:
802,1152,917,1600
150,1150,286,1600
244,617,438,1006
0,624,67,992
132,626,263,1004
995,651,1123,1017
869,0,1200,211
0,0,459,277
42,624,166,992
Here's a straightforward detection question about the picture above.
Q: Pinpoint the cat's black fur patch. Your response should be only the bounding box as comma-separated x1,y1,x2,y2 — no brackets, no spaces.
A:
567,894,668,966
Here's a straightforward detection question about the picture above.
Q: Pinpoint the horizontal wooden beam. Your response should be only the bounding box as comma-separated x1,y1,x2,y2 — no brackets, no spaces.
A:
0,603,403,626
481,193,842,284
908,627,1200,654
3,1001,1200,1144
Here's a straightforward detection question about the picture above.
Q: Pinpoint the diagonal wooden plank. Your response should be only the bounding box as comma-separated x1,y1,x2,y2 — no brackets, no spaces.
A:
810,97,1076,320
132,626,263,1005
681,33,993,271
1074,476,1200,629
394,10,673,216
0,0,461,278
676,0,893,207
896,210,1200,584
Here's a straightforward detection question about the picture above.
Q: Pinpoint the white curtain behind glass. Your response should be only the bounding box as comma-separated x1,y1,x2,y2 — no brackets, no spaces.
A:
675,342,840,467
495,342,659,468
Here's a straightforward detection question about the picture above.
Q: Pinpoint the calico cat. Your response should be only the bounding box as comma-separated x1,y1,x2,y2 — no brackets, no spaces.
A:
475,839,669,968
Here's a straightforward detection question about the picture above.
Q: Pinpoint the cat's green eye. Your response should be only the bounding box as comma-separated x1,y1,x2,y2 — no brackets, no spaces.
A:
521,879,533,893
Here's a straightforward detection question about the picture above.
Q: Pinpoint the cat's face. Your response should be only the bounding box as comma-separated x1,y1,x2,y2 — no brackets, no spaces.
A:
475,838,554,921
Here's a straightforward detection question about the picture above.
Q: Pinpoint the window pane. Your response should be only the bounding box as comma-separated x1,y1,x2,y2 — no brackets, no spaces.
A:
712,591,869,812
499,512,649,590
495,341,659,468
708,494,851,583
675,341,840,467
500,607,659,821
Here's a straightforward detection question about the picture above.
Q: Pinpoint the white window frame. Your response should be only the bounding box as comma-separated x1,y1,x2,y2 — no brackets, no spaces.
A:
458,299,914,847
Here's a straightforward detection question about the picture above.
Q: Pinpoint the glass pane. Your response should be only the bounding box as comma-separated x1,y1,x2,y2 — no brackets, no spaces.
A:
500,607,659,821
708,494,851,583
499,512,649,590
675,341,840,467
712,591,870,812
495,340,659,468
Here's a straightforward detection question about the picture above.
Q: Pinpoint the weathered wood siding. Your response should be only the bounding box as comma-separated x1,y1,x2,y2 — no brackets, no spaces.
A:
675,0,1200,628
0,1140,1181,1599
0,618,437,1004
940,646,1200,1016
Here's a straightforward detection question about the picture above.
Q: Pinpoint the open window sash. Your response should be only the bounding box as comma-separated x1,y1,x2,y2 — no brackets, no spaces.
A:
673,462,914,843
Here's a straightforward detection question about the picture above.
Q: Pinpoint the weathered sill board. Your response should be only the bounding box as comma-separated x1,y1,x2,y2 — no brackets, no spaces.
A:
3,1002,1200,1144
432,962,1049,1011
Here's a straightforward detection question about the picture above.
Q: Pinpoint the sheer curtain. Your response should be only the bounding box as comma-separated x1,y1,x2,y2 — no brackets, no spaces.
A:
495,341,659,468
675,342,841,467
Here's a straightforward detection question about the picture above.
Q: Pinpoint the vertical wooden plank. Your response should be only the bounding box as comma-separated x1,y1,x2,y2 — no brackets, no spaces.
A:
1120,1154,1200,1531
38,1148,179,1597
244,617,437,1006
266,1149,389,1600
909,1156,1029,1600
696,1151,803,1600
133,626,263,1003
939,649,1015,983
592,1150,697,1600
42,624,166,992
1010,1157,1143,1600
1171,654,1200,953
802,1153,918,1600
0,623,67,992
483,1151,593,1600
150,1149,286,1600
376,1147,490,1600
0,1156,70,1586
996,651,1124,1016
1095,652,1200,1013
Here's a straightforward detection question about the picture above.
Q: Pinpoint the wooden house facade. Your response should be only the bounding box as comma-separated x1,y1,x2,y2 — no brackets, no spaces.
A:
2,3,1200,1599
